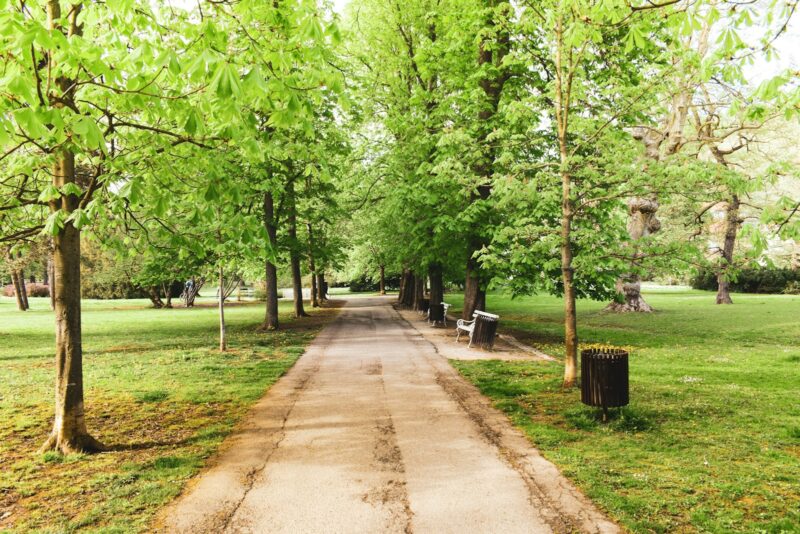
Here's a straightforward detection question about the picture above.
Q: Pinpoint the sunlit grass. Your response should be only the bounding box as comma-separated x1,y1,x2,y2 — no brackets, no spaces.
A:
0,296,338,533
449,289,800,533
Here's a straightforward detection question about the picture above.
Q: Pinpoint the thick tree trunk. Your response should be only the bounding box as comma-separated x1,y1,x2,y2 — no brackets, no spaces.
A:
379,264,386,295
11,269,26,311
413,272,425,311
41,146,104,454
463,1,509,320
398,269,409,304
463,254,486,319
288,182,308,318
148,287,164,309
606,198,659,313
716,195,740,305
307,223,319,308
219,266,227,351
264,191,279,330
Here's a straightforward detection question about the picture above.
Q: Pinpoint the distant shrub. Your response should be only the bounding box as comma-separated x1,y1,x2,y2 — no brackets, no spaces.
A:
691,266,799,294
348,274,401,293
3,283,50,297
784,281,800,295
26,283,50,297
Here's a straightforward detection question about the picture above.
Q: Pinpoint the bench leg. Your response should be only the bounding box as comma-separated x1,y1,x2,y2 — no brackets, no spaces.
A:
456,329,461,342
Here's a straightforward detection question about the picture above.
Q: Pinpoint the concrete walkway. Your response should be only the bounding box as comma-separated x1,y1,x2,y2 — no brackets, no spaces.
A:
158,296,618,534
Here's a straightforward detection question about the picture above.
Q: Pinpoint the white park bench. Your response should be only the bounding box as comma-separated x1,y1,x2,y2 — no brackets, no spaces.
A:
456,310,500,348
427,301,451,326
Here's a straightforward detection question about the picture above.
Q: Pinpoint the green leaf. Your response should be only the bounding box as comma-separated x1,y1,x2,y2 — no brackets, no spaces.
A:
61,183,83,197
38,185,61,203
44,211,66,236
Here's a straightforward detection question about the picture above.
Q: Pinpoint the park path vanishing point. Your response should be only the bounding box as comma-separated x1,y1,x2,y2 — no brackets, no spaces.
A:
157,296,618,534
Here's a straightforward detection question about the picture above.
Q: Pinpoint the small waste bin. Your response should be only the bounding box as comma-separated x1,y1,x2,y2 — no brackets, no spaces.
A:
429,303,445,324
581,348,629,421
472,311,499,349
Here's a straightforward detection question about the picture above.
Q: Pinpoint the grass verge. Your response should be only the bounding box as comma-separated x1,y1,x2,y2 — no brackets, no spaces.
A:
0,296,339,533
448,289,800,533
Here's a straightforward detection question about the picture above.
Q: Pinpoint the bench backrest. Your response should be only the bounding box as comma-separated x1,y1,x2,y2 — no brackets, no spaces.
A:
472,310,500,319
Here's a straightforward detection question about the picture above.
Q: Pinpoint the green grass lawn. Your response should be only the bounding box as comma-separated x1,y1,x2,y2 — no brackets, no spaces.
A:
0,296,339,533
447,289,800,533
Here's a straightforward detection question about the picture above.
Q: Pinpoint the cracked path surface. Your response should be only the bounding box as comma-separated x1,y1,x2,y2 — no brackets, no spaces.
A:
157,297,618,534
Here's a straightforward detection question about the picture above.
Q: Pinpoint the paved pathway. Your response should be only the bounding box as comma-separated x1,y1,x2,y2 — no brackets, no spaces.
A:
159,297,617,534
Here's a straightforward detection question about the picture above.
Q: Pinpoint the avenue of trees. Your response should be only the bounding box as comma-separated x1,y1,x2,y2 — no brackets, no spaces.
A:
0,0,798,453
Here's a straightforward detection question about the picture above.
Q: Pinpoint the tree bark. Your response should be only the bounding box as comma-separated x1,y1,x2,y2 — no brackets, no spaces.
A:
219,266,227,351
41,146,104,453
11,269,26,311
716,195,740,305
40,0,103,454
307,223,319,308
148,287,164,309
560,171,578,388
605,198,659,312
398,269,409,304
163,282,173,308
428,262,444,325
264,191,279,330
288,181,308,318
412,272,425,311
379,264,386,295
18,269,29,310
316,272,326,302
462,0,510,320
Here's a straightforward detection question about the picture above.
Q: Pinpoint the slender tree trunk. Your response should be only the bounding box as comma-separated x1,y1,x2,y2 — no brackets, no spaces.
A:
288,182,308,318
379,264,386,295
41,0,103,454
264,191,279,330
18,269,29,310
316,272,326,302
429,262,443,307
398,269,409,303
307,222,319,308
560,174,578,388
11,270,26,311
716,195,740,305
219,266,227,351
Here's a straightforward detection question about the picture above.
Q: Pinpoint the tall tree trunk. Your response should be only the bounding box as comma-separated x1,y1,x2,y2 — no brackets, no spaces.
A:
11,270,26,311
41,146,104,453
316,272,326,302
379,264,386,295
428,262,443,307
560,173,578,389
219,266,227,351
18,269,29,310
462,0,510,320
413,272,425,311
288,182,308,318
398,269,409,304
307,223,319,308
263,191,279,330
41,0,103,454
716,195,740,305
